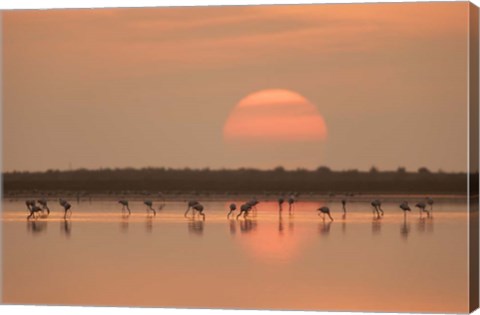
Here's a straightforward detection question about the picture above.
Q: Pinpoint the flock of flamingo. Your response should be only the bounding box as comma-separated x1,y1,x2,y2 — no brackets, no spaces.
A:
23,195,435,221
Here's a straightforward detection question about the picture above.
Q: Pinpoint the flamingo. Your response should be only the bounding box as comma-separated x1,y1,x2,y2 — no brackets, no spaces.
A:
227,203,236,219
341,199,347,214
426,197,434,213
25,200,36,211
317,206,334,221
37,199,50,215
371,199,384,217
118,200,131,215
191,203,205,220
60,200,72,219
278,197,284,212
415,201,429,217
288,195,295,214
27,204,43,220
184,200,199,218
236,203,252,220
399,201,411,219
144,200,156,216
247,198,259,215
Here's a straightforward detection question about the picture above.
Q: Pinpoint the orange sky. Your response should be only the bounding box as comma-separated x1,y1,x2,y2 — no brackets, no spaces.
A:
2,2,471,172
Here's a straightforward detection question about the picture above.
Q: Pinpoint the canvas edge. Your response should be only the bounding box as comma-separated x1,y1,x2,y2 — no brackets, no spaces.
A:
469,1,480,313
0,10,4,306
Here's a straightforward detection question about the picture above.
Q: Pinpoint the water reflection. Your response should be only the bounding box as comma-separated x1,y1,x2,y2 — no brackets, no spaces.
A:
146,216,153,233
27,220,48,234
278,213,294,235
61,219,72,238
229,219,237,235
288,214,294,232
417,216,434,234
120,215,129,233
372,217,382,235
318,221,332,236
187,219,204,236
400,219,411,240
417,217,426,233
239,219,257,233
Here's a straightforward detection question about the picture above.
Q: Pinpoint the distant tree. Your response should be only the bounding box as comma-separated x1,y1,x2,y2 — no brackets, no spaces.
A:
418,167,431,174
369,166,379,174
316,166,332,174
397,167,407,174
273,166,285,172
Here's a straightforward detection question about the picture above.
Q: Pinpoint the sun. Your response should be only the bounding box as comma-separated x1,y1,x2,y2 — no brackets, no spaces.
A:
223,89,327,143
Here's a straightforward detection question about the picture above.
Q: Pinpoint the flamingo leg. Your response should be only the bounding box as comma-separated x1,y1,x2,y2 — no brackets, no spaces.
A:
327,212,334,221
184,206,191,218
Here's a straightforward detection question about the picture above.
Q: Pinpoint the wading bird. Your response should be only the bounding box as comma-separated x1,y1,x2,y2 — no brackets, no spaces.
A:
37,199,50,215
118,200,131,215
144,200,156,216
399,201,411,219
278,197,284,212
191,203,205,220
25,200,36,211
317,206,334,221
236,203,252,220
247,198,259,215
341,199,347,214
60,200,72,219
288,196,295,214
371,199,384,217
426,197,434,213
415,201,429,217
227,203,236,219
27,204,43,220
184,200,199,218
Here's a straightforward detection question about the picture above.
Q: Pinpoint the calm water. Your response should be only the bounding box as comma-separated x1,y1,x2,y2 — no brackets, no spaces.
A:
1,196,469,313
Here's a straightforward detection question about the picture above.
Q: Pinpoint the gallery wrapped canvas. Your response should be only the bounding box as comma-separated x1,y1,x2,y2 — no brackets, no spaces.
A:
1,1,479,313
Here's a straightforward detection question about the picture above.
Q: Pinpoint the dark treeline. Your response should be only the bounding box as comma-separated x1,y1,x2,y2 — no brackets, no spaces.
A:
2,166,470,195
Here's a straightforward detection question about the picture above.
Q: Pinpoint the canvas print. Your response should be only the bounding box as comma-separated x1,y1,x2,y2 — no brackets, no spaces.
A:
1,1,479,313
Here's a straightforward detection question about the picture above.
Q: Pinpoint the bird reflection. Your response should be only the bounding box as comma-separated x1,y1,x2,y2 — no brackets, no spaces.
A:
417,216,434,233
372,217,382,235
27,220,47,234
188,219,204,236
288,213,294,232
342,214,347,234
400,219,411,240
229,220,237,235
61,219,72,237
120,215,129,233
417,217,426,233
426,217,434,233
319,221,332,236
239,218,257,233
278,214,285,234
146,216,153,233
